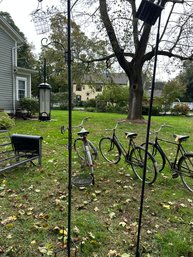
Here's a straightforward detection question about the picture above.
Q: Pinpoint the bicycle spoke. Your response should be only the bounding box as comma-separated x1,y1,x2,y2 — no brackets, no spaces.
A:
99,137,120,164
130,147,157,185
141,142,165,172
179,154,193,192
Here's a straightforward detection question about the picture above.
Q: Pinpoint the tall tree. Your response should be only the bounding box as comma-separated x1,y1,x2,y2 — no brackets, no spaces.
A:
59,0,193,120
160,77,186,110
179,61,193,102
40,13,109,93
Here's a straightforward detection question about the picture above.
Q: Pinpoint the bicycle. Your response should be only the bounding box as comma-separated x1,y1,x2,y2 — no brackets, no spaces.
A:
61,117,97,186
141,124,193,192
99,121,157,185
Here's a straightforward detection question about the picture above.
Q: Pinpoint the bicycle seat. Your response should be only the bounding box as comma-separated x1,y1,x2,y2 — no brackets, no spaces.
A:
78,128,89,136
173,134,189,143
125,132,137,139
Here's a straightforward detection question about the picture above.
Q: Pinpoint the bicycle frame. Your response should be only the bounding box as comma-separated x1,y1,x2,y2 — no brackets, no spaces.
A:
61,117,97,186
77,131,94,171
153,134,187,170
100,122,157,185
110,128,137,161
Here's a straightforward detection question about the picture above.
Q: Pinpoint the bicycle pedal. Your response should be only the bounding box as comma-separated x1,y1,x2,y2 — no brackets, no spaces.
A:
172,172,179,179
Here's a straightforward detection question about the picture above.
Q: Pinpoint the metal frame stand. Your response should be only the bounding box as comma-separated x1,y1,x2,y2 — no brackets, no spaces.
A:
66,0,72,256
135,14,162,257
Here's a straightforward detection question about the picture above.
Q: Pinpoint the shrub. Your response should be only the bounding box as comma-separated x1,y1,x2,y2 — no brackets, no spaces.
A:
96,100,107,112
142,105,161,116
171,103,190,116
59,104,68,110
85,107,96,112
19,97,39,117
0,112,15,129
84,99,96,108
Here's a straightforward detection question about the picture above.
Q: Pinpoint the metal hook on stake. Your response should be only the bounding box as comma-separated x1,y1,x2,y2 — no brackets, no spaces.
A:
38,0,73,256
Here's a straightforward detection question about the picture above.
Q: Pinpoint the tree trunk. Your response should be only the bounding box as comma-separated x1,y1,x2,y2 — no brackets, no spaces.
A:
127,65,143,120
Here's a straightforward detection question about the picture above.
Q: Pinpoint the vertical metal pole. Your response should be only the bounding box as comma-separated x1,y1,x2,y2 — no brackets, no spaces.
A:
135,15,161,257
43,58,47,83
67,0,72,256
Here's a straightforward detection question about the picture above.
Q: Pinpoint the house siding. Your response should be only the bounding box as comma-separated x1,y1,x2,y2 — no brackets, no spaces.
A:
73,73,129,102
0,28,15,112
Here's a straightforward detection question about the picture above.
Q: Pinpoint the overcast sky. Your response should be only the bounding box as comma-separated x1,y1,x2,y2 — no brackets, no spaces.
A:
0,0,182,81
0,0,58,55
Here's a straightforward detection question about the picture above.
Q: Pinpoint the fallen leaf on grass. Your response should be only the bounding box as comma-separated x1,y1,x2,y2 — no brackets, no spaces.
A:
180,203,187,208
161,203,171,209
73,226,80,235
6,223,14,229
109,212,116,219
1,215,17,225
107,250,118,256
94,207,99,212
38,244,53,256
7,234,12,239
55,199,61,205
95,190,101,195
33,222,48,229
48,159,54,163
0,191,6,197
18,210,25,216
88,232,95,239
119,221,127,227
35,213,49,220
0,247,4,253
59,228,68,235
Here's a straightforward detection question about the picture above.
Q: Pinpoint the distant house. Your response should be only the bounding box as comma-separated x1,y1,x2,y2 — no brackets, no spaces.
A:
73,73,129,102
0,16,34,114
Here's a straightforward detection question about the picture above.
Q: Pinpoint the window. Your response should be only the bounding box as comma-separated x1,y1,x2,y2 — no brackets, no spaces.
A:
16,77,27,100
76,84,82,91
96,85,102,92
76,95,81,101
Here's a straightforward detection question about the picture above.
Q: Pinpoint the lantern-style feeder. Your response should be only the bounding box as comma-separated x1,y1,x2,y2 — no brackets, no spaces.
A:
38,82,51,121
136,0,163,25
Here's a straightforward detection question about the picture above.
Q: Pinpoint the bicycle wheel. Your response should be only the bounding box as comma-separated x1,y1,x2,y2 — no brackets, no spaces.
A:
130,146,157,185
178,154,193,192
141,142,165,172
99,137,121,164
74,138,97,162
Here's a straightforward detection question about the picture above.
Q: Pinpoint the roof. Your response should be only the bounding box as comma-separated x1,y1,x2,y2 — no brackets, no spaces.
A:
0,16,24,45
108,73,128,85
16,67,38,74
82,72,129,85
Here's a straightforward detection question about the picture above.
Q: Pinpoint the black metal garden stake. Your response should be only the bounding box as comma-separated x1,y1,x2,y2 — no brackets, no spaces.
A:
66,0,72,256
135,1,163,256
36,1,72,256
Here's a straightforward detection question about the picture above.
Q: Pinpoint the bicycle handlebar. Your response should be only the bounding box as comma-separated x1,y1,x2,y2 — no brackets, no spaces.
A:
152,123,173,134
105,120,127,131
61,117,91,134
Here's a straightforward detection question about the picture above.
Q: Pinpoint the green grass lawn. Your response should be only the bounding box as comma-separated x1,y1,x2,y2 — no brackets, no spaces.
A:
0,110,193,257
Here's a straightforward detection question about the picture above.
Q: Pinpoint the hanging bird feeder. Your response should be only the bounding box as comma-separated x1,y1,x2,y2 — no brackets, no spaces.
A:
136,0,163,25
